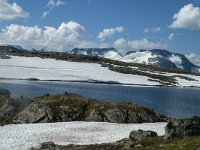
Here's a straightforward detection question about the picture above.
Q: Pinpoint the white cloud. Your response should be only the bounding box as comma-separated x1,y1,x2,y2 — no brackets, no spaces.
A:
186,53,200,66
113,38,168,51
168,33,174,40
0,21,95,51
0,0,29,20
97,26,124,41
169,4,200,30
144,27,161,33
127,38,167,50
47,0,65,10
113,38,127,49
152,27,161,32
42,0,65,18
42,11,49,18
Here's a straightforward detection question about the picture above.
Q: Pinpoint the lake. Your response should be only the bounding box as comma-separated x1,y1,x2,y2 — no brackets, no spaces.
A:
0,79,200,119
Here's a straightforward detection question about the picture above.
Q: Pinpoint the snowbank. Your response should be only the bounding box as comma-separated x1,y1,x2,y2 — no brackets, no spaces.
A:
0,121,167,150
0,56,160,86
1,55,200,87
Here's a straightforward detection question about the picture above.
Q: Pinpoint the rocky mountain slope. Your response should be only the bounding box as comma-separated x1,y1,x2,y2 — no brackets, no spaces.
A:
122,49,200,73
68,48,200,73
69,47,122,60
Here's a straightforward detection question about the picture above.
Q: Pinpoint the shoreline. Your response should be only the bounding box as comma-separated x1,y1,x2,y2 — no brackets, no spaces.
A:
1,77,200,89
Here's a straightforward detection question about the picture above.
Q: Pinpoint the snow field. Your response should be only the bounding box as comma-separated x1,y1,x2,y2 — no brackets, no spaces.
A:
0,121,167,150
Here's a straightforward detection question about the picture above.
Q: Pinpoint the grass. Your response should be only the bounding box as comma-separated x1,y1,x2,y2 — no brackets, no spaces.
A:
128,136,200,150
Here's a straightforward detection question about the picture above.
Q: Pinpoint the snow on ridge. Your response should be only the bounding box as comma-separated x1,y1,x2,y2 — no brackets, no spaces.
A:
0,121,167,150
0,55,160,86
103,51,122,60
121,51,156,64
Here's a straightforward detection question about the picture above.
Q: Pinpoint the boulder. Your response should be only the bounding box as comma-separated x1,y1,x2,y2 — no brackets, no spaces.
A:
129,129,157,141
165,116,200,139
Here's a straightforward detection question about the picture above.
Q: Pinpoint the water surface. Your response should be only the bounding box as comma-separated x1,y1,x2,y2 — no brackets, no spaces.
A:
0,79,200,119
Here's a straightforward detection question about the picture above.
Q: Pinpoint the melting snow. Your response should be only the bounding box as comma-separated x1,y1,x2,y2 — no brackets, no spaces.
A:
0,121,167,150
121,51,156,64
0,56,160,86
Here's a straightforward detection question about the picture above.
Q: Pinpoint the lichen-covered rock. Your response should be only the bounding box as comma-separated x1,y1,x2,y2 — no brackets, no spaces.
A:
9,92,166,124
165,116,200,139
129,129,157,141
85,109,103,122
104,108,127,123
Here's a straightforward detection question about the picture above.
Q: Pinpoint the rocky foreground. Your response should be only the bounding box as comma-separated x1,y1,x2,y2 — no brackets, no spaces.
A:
0,88,166,125
0,87,200,150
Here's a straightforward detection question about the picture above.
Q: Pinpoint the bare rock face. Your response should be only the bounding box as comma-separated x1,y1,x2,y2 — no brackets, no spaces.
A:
164,116,200,139
129,129,157,141
0,88,15,125
13,93,166,124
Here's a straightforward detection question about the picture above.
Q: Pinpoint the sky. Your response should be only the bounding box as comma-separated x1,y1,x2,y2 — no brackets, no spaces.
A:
0,0,200,64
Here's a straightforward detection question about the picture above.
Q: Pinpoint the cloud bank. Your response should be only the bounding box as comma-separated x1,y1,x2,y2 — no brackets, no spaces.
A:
0,0,29,20
0,21,95,51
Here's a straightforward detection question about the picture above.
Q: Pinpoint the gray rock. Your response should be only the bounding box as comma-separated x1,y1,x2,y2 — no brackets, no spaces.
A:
104,108,127,123
9,93,166,124
129,129,157,141
115,138,135,149
165,116,200,139
85,109,103,122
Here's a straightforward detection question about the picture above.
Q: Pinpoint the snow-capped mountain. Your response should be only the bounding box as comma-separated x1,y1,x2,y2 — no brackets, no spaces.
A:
122,49,200,73
68,48,122,60
68,48,200,73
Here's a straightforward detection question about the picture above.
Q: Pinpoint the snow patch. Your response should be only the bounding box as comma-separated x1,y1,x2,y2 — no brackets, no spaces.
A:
0,122,167,150
0,56,160,86
121,51,156,64
103,51,122,60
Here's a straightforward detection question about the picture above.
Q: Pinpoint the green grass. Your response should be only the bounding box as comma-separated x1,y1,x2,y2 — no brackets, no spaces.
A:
128,136,200,150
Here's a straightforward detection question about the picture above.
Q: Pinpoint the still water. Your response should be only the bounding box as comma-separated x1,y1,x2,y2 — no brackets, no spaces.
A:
0,79,200,119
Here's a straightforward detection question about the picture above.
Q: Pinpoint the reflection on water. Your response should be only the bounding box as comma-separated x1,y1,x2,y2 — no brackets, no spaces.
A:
0,79,200,119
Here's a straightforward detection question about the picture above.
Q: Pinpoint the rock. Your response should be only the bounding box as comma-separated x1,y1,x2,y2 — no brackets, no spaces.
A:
85,109,103,122
129,129,157,141
10,93,166,124
0,88,11,97
115,138,135,149
31,142,56,150
104,108,127,123
165,116,200,139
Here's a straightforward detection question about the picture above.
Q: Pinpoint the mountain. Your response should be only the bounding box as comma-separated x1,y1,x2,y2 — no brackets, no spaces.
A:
68,48,200,73
6,44,24,50
121,49,200,73
68,48,122,60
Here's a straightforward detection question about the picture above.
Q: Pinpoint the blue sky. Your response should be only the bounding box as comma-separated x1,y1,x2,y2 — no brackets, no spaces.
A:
0,0,200,60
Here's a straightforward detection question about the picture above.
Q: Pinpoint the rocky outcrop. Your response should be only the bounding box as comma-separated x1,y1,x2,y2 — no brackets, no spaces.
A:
129,129,157,141
0,88,15,125
165,116,200,139
13,93,166,124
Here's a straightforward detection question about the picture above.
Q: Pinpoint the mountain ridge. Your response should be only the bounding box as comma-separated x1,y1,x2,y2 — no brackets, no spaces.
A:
68,48,200,73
